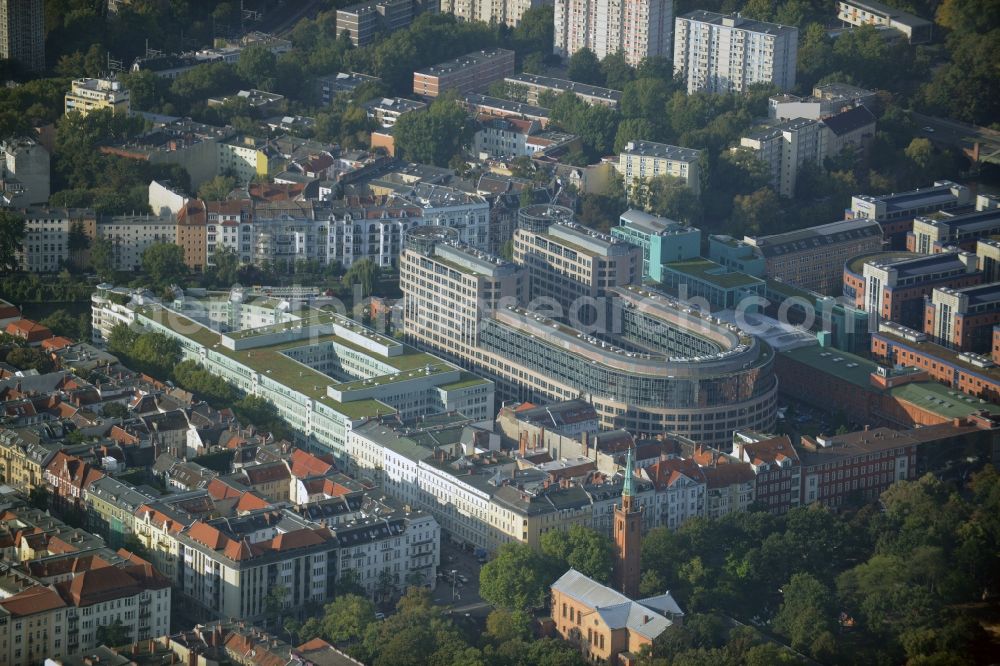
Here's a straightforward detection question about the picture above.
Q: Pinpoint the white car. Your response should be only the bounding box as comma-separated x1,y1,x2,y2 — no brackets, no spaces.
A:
922,126,935,133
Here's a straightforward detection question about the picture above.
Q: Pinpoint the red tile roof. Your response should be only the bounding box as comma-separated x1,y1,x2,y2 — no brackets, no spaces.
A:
5,318,52,342
289,449,335,478
41,336,74,351
0,585,66,616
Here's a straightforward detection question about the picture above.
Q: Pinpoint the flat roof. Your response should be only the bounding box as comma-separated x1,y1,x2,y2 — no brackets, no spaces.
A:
136,305,478,420
841,0,932,27
749,218,882,257
619,209,693,236
505,73,622,102
678,10,799,36
846,251,919,276
890,381,987,419
873,328,1000,382
621,141,701,163
665,259,764,289
415,49,514,77
463,93,550,118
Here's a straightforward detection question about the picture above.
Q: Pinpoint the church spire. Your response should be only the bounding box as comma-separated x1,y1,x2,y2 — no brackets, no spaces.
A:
622,445,635,498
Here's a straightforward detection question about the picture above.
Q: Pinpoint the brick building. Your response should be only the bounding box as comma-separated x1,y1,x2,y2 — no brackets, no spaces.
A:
412,49,515,98
732,432,800,514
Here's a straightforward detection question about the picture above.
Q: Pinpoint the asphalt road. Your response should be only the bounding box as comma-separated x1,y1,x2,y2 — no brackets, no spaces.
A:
911,111,1000,163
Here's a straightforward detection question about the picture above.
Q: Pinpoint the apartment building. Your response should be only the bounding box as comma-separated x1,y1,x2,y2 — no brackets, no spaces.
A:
96,213,177,272
701,463,756,518
798,427,917,507
616,141,702,196
174,510,337,621
505,73,622,108
769,82,877,121
837,0,932,43
847,251,981,328
553,0,673,66
1,136,49,206
16,208,97,273
440,0,539,27
64,78,130,117
740,118,825,198
329,197,422,268
413,49,515,98
849,180,972,250
512,204,642,311
337,0,414,47
732,432,801,515
0,0,43,72
673,11,798,95
363,97,427,128
641,458,706,530
744,218,884,294
925,284,1000,352
611,209,701,282
462,93,552,127
317,72,381,105
395,183,491,249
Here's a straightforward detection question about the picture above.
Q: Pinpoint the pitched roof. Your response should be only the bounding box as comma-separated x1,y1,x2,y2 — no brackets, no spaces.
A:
0,585,66,617
702,463,756,488
289,449,335,478
551,569,677,641
823,105,876,136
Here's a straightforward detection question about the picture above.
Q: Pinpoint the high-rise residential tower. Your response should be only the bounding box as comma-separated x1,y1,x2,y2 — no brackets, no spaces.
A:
554,0,673,66
673,11,798,94
0,0,44,72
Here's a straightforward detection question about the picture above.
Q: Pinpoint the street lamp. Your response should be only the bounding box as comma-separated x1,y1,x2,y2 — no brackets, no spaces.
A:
451,569,458,602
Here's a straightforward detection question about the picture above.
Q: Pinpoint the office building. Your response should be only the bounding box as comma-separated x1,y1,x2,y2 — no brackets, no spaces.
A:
740,118,826,198
707,234,766,276
512,205,642,311
849,180,972,250
91,286,494,459
798,428,917,507
0,0,43,72
401,227,778,447
1,136,49,206
837,0,932,43
910,207,1000,254
64,78,131,117
744,218,884,294
845,251,981,329
924,284,1000,352
553,0,673,66
673,11,798,95
551,569,682,663
871,323,1000,403
506,73,622,108
660,258,766,311
413,49,515,98
616,141,702,196
612,209,701,283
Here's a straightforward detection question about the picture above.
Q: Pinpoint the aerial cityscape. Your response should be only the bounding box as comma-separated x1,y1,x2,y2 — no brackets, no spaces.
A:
0,0,997,664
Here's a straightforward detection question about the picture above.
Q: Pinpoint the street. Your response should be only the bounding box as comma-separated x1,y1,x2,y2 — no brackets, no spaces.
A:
433,539,486,611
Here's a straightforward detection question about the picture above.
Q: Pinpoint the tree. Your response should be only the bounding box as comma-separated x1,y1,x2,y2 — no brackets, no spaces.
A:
101,402,129,419
236,44,278,90
342,258,380,299
540,525,614,583
479,542,553,611
730,187,781,236
198,175,238,201
0,210,25,272
67,220,91,269
142,242,187,287
264,584,288,628
90,236,114,280
321,594,376,643
129,331,181,379
600,51,635,90
234,395,291,441
96,619,131,647
106,323,138,358
567,48,603,85
645,176,702,223
773,573,837,658
208,248,240,287
6,346,54,373
41,309,84,339
485,608,532,644
28,484,49,510
392,95,471,167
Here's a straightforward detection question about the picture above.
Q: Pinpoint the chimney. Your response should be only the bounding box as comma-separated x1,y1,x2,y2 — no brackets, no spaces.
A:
864,424,870,431
582,431,589,458
519,431,527,457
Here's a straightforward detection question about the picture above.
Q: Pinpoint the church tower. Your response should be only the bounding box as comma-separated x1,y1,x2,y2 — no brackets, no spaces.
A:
613,446,642,598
